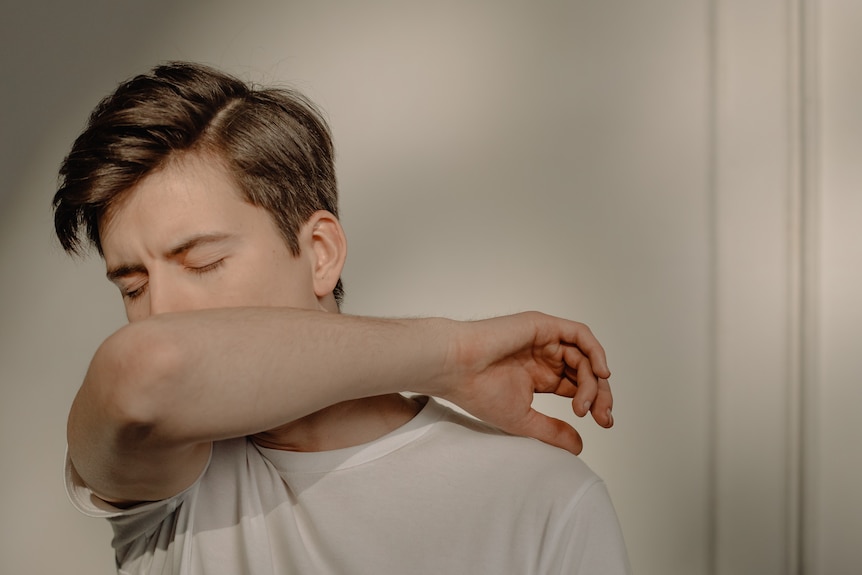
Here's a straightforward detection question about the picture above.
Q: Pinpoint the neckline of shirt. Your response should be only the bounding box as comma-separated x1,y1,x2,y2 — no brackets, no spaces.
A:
252,395,445,474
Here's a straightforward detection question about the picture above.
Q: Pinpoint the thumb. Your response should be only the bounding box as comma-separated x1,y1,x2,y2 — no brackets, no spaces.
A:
503,409,584,455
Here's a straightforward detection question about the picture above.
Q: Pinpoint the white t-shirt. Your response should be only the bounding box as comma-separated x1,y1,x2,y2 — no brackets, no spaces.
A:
66,397,630,574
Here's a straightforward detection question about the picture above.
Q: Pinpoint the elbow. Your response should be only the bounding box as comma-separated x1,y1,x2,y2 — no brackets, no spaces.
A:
78,319,186,437
66,319,197,500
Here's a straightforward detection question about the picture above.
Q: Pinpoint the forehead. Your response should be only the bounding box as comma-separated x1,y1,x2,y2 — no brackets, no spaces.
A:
105,152,238,216
99,154,253,258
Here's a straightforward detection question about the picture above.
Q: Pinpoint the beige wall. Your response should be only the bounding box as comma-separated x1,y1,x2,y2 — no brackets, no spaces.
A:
1,2,858,574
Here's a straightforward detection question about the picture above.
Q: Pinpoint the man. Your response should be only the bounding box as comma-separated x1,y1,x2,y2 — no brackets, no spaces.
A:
54,62,630,574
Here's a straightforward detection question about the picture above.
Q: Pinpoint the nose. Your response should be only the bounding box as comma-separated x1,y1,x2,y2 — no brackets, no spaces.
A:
146,275,188,318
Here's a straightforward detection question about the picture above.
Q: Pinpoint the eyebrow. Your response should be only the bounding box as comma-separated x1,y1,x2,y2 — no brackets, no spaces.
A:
165,232,234,258
105,232,234,283
106,263,147,284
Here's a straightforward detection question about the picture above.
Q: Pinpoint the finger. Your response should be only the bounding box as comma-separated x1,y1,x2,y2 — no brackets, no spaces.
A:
564,321,611,379
504,408,584,455
590,377,614,428
564,346,598,418
555,376,578,398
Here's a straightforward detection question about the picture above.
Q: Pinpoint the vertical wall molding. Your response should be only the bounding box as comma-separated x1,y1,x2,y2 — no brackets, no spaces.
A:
712,1,807,573
798,1,821,573
786,0,807,573
705,0,719,575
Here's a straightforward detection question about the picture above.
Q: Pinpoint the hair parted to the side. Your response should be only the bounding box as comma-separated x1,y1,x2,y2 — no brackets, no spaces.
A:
53,61,344,304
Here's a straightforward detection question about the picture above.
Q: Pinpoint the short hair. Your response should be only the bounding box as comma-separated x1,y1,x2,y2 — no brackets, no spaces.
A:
53,61,343,304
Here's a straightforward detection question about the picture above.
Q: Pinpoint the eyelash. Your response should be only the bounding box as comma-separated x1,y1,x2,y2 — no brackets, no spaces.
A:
122,259,225,301
124,285,147,301
188,258,225,275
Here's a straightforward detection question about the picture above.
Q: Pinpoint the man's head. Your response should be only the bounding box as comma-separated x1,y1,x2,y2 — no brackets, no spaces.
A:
53,61,344,308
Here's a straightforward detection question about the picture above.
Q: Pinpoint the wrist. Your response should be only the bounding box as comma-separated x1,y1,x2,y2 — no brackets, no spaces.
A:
406,316,460,399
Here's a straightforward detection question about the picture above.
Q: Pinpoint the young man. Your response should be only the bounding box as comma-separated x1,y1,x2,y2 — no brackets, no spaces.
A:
54,62,630,574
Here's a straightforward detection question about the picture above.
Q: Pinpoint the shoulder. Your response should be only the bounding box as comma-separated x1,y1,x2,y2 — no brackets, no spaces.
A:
418,399,630,571
421,398,602,491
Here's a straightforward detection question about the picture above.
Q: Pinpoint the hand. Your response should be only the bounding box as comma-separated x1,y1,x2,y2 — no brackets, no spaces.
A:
439,311,614,455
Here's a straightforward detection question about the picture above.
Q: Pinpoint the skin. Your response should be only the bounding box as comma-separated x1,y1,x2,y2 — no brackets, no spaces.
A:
101,152,421,451
68,151,614,505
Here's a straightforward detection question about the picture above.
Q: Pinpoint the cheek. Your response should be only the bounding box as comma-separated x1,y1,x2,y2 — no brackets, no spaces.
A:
234,261,315,309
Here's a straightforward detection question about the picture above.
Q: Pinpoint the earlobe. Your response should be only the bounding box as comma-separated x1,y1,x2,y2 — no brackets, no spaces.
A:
307,211,347,299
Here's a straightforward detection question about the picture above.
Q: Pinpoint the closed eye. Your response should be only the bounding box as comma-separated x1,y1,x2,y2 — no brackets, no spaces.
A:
123,282,148,300
187,258,225,275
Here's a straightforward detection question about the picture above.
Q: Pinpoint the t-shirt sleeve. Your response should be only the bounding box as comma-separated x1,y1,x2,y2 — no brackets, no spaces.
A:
64,447,210,550
553,478,632,574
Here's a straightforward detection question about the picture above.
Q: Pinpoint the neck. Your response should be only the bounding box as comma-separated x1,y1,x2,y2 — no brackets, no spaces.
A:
251,394,422,452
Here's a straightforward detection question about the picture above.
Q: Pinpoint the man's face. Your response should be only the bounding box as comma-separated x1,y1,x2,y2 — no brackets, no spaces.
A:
100,153,321,323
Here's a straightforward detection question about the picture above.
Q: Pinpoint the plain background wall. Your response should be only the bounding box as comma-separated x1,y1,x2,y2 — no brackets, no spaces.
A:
0,1,858,574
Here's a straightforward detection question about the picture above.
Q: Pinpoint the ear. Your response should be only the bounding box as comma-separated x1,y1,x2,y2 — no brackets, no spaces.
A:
305,210,347,299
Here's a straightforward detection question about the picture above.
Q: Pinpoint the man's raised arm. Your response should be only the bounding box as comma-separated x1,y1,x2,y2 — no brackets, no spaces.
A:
68,308,613,504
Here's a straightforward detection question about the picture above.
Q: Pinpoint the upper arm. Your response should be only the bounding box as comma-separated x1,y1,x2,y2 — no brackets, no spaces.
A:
67,323,212,504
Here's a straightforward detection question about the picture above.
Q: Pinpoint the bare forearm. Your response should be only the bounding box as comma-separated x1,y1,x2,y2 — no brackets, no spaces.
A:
78,307,452,445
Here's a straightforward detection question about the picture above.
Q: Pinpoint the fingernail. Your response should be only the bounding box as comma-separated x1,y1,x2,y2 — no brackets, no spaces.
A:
584,400,592,413
607,409,614,427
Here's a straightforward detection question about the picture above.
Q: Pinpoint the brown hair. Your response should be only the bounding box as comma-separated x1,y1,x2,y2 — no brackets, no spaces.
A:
53,61,343,303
